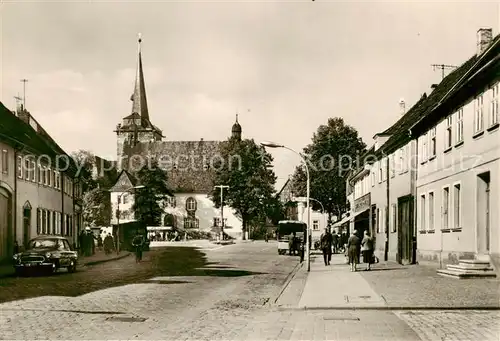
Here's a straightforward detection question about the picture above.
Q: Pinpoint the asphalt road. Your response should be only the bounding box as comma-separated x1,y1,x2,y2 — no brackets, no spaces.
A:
0,241,302,340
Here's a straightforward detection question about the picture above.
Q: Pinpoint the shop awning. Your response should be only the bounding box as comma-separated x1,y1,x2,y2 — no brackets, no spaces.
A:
332,215,351,228
147,226,173,231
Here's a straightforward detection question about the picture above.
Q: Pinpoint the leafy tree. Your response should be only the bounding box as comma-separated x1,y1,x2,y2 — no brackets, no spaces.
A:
71,150,97,192
82,188,111,227
72,150,117,227
132,159,172,227
291,117,366,222
266,197,286,225
210,138,277,239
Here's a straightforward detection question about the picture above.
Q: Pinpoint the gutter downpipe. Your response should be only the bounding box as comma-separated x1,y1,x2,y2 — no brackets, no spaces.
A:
13,147,20,247
385,152,390,262
411,136,418,265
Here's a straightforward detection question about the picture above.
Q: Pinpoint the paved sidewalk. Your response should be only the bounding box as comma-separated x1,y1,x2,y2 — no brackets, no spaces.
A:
293,253,500,309
299,254,386,308
275,253,500,341
0,251,130,278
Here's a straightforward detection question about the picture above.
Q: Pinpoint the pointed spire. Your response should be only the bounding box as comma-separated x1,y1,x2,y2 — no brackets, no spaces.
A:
130,33,149,122
235,112,239,123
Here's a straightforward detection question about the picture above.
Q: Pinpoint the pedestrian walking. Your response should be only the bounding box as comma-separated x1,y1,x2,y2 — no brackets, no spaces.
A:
97,235,103,251
104,233,114,255
347,229,361,272
84,227,93,257
320,228,333,266
131,230,144,262
332,232,339,254
361,230,374,271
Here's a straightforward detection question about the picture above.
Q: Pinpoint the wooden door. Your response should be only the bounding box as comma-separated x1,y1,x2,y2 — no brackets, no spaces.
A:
398,196,413,264
477,172,491,254
0,188,12,262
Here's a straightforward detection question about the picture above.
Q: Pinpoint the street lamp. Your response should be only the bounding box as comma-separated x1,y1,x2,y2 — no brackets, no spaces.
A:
261,141,311,272
214,185,229,241
116,185,145,254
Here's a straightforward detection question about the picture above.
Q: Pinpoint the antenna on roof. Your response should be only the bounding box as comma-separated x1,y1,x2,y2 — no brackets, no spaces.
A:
20,79,28,108
14,94,23,109
431,64,457,80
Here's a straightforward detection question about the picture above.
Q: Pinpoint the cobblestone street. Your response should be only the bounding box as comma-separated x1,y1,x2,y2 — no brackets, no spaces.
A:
1,242,499,340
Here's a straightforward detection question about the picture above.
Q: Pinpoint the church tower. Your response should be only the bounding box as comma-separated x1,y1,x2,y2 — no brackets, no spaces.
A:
115,34,163,170
231,113,242,141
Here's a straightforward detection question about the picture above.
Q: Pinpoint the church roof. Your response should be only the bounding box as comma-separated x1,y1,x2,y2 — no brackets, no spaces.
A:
123,139,220,194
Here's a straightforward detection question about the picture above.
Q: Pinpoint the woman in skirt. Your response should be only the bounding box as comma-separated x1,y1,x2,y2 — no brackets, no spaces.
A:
347,230,361,272
361,230,374,271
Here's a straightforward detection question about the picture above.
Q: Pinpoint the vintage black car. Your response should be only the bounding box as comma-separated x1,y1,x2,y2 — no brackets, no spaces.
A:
12,236,78,275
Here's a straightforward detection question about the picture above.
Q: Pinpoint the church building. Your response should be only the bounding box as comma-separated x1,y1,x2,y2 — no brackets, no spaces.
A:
110,35,243,239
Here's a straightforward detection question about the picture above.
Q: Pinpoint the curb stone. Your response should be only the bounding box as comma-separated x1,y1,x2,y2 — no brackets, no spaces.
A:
276,305,500,311
81,252,131,267
268,261,304,307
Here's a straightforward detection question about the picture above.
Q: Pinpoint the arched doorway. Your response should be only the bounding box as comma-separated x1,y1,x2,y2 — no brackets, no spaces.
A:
23,201,32,249
164,214,176,227
0,186,13,262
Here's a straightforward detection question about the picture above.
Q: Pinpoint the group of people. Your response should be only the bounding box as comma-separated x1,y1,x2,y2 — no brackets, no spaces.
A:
78,227,96,257
346,229,375,271
319,227,375,271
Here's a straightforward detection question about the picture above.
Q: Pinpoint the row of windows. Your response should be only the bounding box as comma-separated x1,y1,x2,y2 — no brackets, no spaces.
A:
420,82,499,163
213,217,227,227
36,208,74,237
473,83,499,134
361,83,499,189
419,183,461,233
371,145,411,188
184,217,199,229
8,153,76,196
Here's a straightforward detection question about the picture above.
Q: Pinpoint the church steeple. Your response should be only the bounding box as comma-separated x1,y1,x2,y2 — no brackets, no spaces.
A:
130,33,149,122
231,113,242,141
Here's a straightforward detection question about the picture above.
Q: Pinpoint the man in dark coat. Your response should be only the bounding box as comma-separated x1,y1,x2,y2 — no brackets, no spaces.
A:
332,232,339,254
320,228,333,266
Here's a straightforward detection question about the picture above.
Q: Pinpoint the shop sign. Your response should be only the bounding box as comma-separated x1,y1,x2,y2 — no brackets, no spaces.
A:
354,193,371,213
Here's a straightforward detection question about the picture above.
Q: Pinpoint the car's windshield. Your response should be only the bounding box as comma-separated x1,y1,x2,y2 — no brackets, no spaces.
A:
29,239,58,249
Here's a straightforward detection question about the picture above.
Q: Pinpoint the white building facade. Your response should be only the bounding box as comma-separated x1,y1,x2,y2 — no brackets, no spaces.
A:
0,103,81,262
415,31,499,267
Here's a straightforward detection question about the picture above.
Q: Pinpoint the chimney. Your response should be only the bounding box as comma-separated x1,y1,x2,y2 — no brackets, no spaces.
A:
477,28,493,55
399,98,406,115
17,105,31,125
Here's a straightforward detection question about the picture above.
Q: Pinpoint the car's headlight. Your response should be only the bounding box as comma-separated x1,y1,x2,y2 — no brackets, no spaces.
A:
45,252,52,258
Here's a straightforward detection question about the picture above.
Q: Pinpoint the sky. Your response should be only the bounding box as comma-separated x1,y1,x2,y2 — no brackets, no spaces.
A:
1,0,499,191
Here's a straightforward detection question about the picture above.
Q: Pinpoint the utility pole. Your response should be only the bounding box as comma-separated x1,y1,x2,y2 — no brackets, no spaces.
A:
214,185,229,240
431,64,457,80
20,79,28,108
